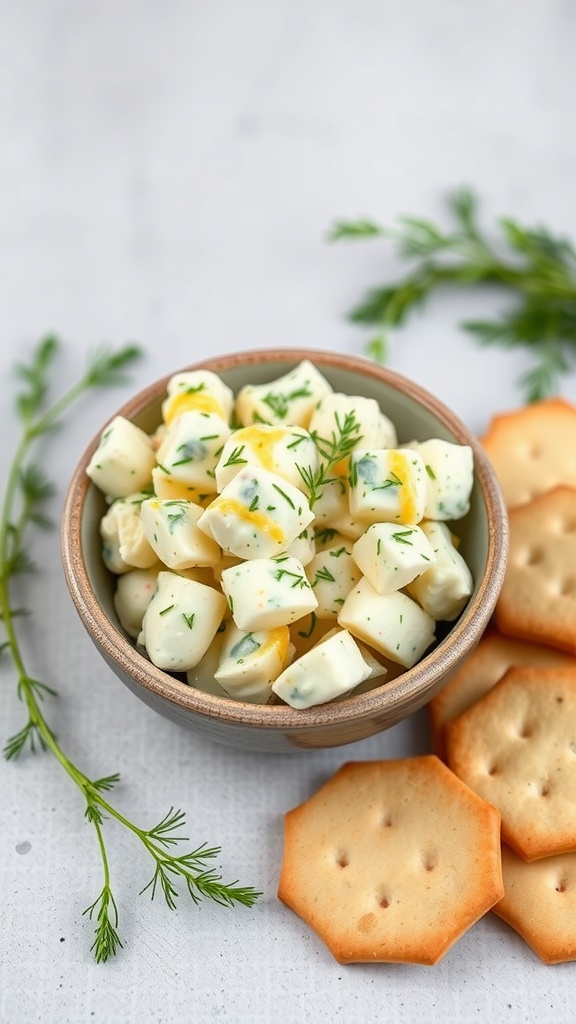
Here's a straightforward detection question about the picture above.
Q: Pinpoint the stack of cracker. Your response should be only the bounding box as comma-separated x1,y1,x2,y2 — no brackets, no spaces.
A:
278,399,576,968
430,396,576,964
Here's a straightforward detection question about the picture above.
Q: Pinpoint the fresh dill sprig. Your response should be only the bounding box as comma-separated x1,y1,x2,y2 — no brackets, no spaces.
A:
222,444,248,468
273,566,312,590
262,385,312,420
329,187,576,402
296,411,362,507
311,566,336,585
1,336,261,964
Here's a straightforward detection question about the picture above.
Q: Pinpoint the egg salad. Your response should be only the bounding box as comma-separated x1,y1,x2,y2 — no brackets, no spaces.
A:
86,360,474,709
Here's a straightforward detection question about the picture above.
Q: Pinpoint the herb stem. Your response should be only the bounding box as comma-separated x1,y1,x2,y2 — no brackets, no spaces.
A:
331,187,576,401
2,337,261,963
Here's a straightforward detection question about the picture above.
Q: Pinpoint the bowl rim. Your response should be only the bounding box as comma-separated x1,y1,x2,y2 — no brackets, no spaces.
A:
61,347,508,732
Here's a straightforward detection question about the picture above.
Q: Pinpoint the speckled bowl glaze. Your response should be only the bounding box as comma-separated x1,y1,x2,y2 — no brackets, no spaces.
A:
61,348,508,752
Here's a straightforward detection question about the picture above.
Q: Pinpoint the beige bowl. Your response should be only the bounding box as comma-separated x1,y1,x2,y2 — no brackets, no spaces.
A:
61,348,508,752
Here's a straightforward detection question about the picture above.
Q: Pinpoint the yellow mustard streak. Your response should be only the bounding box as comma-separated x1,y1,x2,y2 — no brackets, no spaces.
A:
258,625,290,666
153,475,211,505
163,391,226,424
232,425,288,473
332,455,351,479
389,450,417,524
210,498,285,545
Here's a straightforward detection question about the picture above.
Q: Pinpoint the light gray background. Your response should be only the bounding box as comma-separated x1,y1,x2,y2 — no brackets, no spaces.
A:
1,2,576,1022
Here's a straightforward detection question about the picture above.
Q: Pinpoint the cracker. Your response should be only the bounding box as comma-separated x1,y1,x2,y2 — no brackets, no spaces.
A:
494,486,576,655
277,757,503,965
481,397,576,509
428,629,576,760
445,665,576,861
493,844,576,964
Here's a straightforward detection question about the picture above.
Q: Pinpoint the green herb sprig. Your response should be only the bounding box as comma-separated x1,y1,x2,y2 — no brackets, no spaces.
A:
297,411,362,507
1,337,261,963
262,385,312,420
330,187,576,402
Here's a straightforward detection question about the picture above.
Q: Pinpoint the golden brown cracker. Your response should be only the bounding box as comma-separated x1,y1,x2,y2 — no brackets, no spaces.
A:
278,757,503,965
493,844,576,964
481,397,576,510
494,486,576,655
445,665,576,861
428,629,576,760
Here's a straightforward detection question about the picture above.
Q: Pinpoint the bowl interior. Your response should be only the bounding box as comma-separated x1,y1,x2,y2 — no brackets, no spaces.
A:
66,349,507,747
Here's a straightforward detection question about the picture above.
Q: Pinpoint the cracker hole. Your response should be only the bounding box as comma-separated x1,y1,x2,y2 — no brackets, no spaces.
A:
377,894,391,909
520,491,536,505
487,763,499,777
555,878,569,893
560,520,576,535
381,812,394,828
556,695,564,704
525,443,542,460
335,850,349,869
518,722,534,739
521,547,544,567
540,782,552,798
559,578,576,597
422,851,438,872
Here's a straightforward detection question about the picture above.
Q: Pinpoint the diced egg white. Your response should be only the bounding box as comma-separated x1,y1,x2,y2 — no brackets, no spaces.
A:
286,527,316,566
220,555,318,630
197,465,314,560
271,629,372,709
100,494,158,571
348,448,428,525
185,626,230,698
308,392,397,451
311,479,367,540
86,416,156,498
151,466,213,505
155,410,231,493
352,522,436,595
406,520,473,620
138,570,227,671
140,498,221,570
306,542,361,618
316,627,389,687
406,439,474,520
338,576,436,668
215,424,320,493
114,565,161,638
161,370,234,425
234,359,332,428
214,624,292,704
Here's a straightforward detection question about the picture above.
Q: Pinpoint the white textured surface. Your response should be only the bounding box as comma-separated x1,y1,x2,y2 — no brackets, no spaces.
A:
1,2,576,1021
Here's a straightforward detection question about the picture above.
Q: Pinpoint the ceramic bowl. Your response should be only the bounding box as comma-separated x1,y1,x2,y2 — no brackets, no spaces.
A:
61,348,508,752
